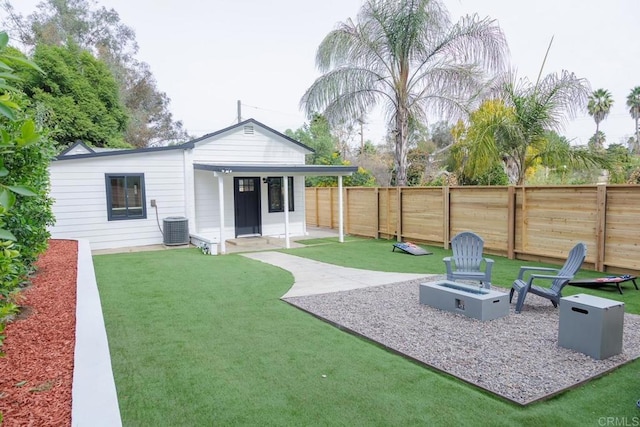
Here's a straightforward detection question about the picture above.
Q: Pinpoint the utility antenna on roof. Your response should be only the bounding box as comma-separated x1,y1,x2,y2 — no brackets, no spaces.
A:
237,100,242,123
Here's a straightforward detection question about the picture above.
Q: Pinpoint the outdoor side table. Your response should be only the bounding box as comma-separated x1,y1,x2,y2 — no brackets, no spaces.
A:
558,294,624,360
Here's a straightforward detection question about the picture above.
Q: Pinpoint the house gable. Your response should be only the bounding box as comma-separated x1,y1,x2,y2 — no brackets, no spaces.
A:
191,118,313,165
59,140,95,156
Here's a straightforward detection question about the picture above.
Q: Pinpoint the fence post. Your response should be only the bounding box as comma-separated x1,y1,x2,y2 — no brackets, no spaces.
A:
521,187,528,251
345,187,350,234
443,186,450,250
314,188,319,226
396,187,402,242
507,186,516,259
387,188,392,237
375,187,380,239
596,184,607,271
330,187,335,229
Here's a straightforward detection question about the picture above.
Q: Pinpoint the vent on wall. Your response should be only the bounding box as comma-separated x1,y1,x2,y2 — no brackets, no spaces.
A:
243,125,254,135
163,217,189,245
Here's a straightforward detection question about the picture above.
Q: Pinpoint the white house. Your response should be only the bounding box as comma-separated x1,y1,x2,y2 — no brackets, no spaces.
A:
48,118,357,253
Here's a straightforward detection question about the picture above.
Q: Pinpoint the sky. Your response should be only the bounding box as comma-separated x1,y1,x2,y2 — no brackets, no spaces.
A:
7,0,640,148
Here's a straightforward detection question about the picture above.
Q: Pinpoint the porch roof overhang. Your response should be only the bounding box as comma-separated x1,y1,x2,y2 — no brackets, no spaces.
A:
193,163,358,176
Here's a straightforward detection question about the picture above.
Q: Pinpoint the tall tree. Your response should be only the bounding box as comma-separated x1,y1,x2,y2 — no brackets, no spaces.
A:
17,43,129,147
300,0,507,186
587,88,613,148
454,67,602,185
627,86,640,153
2,0,189,147
285,114,338,165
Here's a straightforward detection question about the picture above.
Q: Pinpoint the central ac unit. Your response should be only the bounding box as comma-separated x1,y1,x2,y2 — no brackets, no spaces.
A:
163,217,189,246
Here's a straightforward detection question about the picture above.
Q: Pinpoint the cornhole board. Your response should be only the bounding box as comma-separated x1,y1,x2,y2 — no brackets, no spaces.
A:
392,242,431,256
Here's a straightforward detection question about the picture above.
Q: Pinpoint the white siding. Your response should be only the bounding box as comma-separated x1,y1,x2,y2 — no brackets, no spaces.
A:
192,126,308,164
194,169,219,230
259,175,305,236
49,150,187,250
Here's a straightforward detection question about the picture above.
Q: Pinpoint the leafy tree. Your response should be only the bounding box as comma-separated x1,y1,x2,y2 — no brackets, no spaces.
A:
286,114,338,165
605,143,634,183
429,121,454,151
457,59,602,185
17,42,128,147
286,114,376,187
300,0,507,186
588,130,606,152
406,144,431,186
119,60,190,147
587,88,613,149
353,141,394,186
627,86,640,154
2,0,190,147
459,162,508,185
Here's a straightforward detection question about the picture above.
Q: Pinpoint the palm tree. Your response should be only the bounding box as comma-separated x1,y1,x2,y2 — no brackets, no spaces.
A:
300,0,508,186
627,86,640,153
587,88,613,148
456,66,601,185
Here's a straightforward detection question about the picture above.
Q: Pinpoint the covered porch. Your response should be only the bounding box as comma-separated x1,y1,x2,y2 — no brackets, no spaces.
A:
189,164,358,254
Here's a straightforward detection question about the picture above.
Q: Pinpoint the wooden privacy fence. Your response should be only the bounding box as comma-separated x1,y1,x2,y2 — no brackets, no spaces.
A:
305,185,640,274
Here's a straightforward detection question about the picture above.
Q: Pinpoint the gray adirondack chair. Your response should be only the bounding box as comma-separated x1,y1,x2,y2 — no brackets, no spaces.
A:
509,242,587,313
443,231,494,288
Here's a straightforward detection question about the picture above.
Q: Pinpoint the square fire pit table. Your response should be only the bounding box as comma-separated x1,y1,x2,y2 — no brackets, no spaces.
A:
419,280,509,321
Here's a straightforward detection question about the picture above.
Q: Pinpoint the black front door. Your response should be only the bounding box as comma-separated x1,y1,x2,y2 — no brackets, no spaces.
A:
234,177,261,237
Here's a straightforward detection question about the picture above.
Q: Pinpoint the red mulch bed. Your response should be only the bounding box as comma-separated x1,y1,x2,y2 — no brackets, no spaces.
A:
0,240,77,426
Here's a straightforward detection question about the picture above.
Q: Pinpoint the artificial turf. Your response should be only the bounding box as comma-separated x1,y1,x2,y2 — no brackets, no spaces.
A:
93,240,640,426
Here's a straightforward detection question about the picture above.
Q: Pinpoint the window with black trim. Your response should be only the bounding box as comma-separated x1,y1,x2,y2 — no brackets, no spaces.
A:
267,176,294,213
105,174,146,220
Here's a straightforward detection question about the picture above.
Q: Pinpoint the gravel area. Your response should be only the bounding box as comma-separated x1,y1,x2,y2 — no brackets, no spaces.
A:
284,278,640,405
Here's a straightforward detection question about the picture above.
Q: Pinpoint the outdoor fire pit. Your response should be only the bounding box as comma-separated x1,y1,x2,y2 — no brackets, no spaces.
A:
419,280,509,321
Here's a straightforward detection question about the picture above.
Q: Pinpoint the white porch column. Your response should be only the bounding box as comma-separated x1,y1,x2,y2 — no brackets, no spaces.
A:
338,175,344,243
283,175,290,248
301,176,307,235
218,175,226,254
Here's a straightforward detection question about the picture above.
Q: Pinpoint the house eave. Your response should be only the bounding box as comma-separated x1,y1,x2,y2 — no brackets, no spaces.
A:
193,163,357,176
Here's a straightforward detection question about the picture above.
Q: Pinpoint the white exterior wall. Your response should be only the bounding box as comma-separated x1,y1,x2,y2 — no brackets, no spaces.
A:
49,150,187,250
193,169,219,231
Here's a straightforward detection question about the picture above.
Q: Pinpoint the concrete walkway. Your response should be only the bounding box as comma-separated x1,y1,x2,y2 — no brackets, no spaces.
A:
242,252,437,298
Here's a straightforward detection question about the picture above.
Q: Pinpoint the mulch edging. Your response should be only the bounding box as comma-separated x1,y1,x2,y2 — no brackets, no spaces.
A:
0,240,77,426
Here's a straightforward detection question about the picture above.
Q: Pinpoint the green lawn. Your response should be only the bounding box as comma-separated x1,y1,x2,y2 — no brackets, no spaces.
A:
94,238,640,426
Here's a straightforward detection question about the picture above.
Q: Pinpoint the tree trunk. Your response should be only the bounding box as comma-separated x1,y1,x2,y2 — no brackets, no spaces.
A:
636,117,640,154
394,106,410,186
503,156,520,185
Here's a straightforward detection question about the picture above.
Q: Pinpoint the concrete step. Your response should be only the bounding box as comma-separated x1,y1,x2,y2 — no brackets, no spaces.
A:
226,236,270,247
